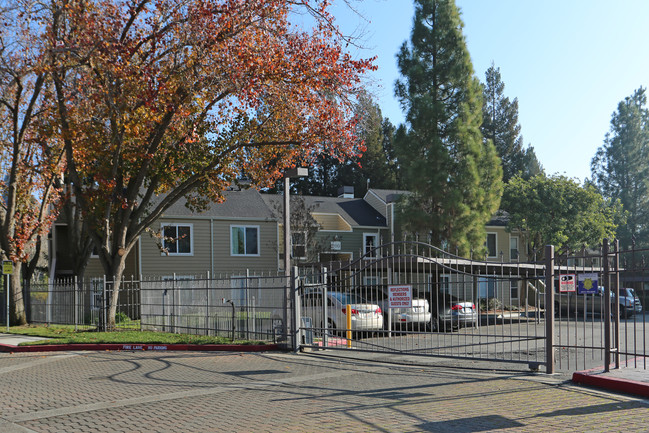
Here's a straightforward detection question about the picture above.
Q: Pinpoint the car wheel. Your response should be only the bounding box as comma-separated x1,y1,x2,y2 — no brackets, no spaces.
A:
327,318,337,336
620,307,632,319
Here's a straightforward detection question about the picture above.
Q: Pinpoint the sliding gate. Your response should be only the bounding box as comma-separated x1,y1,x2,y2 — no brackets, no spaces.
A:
296,241,548,369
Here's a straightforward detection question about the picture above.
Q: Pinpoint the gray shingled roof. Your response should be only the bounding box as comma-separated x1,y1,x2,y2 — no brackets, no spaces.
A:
260,193,387,228
366,188,410,204
487,210,510,227
158,188,275,219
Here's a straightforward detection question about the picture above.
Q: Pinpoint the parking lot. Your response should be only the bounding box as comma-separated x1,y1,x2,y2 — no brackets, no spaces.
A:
304,311,648,374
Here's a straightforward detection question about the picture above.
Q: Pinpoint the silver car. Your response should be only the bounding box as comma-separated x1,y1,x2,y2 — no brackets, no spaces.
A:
364,289,431,330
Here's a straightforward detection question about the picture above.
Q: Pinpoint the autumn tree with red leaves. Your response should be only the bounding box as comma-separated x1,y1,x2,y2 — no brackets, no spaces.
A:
0,2,64,325
44,0,373,329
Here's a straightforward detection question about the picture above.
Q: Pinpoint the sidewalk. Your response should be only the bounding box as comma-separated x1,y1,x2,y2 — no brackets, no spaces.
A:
572,359,649,398
1,332,648,400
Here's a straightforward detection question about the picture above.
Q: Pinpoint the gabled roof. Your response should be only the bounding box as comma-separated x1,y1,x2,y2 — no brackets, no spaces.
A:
486,210,510,227
159,188,275,219
365,188,410,204
260,193,387,228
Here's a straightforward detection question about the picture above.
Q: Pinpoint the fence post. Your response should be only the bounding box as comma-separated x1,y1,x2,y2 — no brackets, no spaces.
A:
603,239,611,372
323,267,328,348
74,276,78,332
613,239,620,369
205,271,210,337
102,275,107,331
172,273,176,334
291,266,300,352
245,269,250,340
545,245,555,374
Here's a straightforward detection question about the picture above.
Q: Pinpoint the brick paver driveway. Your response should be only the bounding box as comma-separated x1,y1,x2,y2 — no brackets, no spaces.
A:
0,350,647,432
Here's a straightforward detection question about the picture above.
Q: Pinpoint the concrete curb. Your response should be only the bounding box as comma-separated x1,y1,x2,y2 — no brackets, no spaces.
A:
572,362,649,398
0,342,280,353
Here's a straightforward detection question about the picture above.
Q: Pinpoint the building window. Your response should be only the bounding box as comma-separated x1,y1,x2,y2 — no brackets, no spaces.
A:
162,224,193,255
510,236,519,260
478,277,496,299
364,233,379,258
486,233,497,258
231,225,259,256
90,278,103,311
440,275,451,294
510,280,519,300
292,231,307,259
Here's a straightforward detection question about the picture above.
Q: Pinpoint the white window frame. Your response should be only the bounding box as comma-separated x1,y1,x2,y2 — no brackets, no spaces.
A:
510,235,519,261
161,223,194,256
363,276,379,286
486,232,497,258
510,280,519,300
363,233,379,258
230,225,260,257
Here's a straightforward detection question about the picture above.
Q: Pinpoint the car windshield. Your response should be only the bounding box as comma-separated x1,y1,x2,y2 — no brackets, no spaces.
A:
620,288,635,297
330,292,365,305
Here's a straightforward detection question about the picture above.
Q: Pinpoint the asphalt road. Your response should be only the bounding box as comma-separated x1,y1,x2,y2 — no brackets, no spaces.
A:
0,349,647,432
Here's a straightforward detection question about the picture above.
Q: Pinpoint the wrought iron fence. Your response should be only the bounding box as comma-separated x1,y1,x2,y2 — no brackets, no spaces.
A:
26,272,287,342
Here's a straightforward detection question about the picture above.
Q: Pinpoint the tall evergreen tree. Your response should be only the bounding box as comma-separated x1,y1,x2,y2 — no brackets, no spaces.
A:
481,63,541,182
591,87,649,248
394,0,502,255
336,91,400,196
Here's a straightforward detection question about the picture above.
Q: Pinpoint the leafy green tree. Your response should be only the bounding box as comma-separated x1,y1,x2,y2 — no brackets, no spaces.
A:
591,88,649,249
502,174,624,257
394,0,502,255
481,63,542,182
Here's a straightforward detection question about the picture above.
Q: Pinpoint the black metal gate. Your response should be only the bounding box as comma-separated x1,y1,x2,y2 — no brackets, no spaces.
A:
295,240,649,373
296,241,549,369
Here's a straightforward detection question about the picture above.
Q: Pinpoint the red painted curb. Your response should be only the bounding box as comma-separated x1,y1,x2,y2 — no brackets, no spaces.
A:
0,343,280,353
572,371,649,398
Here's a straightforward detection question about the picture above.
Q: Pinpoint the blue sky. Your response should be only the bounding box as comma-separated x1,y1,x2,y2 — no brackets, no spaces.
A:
331,0,649,182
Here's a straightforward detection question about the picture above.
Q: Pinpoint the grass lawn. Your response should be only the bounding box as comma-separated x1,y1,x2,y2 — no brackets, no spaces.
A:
5,325,271,346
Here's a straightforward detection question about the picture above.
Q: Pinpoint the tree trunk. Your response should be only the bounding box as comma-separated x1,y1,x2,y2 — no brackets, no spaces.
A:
106,253,128,331
10,261,27,326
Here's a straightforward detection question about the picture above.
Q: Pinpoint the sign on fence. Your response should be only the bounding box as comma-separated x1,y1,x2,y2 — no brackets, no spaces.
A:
388,285,412,308
559,274,576,292
578,273,598,294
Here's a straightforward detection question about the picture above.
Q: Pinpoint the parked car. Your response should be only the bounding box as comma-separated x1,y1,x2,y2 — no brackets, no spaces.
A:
416,289,477,331
552,286,642,318
363,289,431,330
300,290,384,335
617,288,643,317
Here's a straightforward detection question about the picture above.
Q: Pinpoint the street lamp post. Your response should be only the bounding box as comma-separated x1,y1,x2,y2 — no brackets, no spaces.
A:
283,167,308,344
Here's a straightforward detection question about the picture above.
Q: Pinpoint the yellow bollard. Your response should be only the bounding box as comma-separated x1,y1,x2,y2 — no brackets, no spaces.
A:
346,304,352,348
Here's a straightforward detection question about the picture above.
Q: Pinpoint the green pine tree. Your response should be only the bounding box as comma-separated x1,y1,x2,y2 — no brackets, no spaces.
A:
482,63,541,182
591,87,649,248
394,0,502,255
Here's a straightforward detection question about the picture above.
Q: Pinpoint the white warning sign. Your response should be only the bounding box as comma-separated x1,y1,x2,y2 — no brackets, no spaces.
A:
388,285,412,308
559,274,576,292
